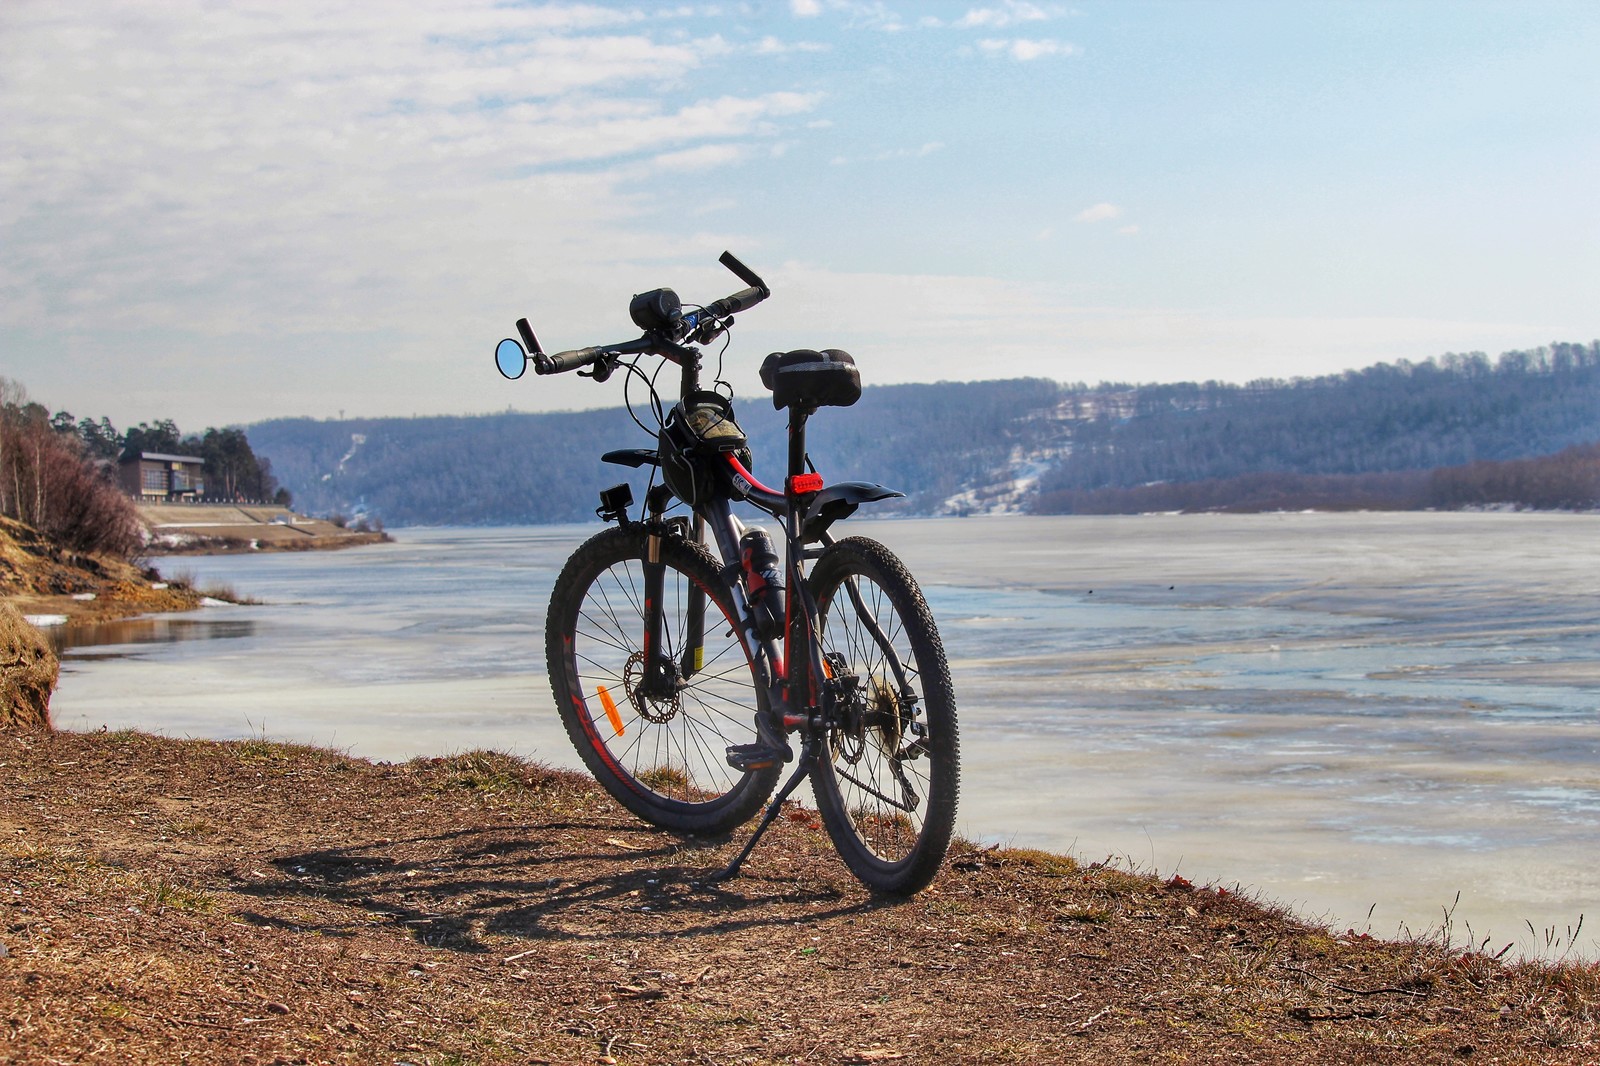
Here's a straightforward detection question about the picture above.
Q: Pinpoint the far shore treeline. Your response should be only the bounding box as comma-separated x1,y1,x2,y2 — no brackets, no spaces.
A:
250,341,1600,526
4,342,1598,555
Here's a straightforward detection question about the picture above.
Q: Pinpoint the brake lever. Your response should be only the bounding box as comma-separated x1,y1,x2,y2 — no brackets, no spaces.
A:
692,315,732,346
579,353,620,383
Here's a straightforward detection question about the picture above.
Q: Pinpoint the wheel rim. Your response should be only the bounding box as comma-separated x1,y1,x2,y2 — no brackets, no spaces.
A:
816,574,935,865
570,556,759,807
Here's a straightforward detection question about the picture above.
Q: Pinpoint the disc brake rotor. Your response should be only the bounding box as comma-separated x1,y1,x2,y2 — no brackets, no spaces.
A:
622,651,681,724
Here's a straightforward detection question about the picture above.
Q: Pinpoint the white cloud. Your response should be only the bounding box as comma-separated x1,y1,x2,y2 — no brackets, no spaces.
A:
0,1,829,424
958,2,1055,29
1074,202,1122,223
726,262,1565,396
782,0,905,31
652,144,746,171
976,36,1080,60
1118,224,1141,235
873,141,946,161
754,34,830,54
829,141,945,166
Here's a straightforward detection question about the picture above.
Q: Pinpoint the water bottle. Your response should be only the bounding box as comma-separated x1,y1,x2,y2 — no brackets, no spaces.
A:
739,528,786,639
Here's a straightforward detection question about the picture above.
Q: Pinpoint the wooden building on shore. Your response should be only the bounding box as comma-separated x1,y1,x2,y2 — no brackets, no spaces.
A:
119,452,206,501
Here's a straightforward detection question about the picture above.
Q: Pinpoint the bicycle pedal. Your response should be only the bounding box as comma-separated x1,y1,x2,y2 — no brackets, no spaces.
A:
725,742,791,772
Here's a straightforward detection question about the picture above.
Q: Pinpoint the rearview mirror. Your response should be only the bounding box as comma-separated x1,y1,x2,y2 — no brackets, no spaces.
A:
495,337,526,380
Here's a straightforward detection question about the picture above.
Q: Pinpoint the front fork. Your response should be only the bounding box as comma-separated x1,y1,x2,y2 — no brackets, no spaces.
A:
631,487,911,750
639,485,682,700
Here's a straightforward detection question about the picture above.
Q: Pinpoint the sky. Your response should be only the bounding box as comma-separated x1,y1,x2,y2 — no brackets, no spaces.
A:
2,0,1597,430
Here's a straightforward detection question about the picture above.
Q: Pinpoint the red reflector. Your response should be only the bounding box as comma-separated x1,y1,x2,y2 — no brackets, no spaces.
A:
789,473,824,494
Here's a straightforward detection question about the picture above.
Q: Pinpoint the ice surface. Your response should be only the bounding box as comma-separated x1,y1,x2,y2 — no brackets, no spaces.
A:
50,513,1600,958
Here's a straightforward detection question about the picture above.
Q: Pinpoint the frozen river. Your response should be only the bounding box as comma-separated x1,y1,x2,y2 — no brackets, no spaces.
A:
49,512,1600,958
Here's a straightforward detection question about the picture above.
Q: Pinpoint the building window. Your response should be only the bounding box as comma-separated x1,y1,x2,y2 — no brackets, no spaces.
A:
142,468,166,491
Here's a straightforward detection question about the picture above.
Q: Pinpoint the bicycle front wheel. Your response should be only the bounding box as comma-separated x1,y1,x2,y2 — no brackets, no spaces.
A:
805,536,960,895
546,526,779,835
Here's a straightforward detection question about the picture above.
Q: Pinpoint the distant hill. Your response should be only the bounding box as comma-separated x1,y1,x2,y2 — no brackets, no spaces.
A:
1035,341,1600,503
248,378,1066,526
248,342,1600,525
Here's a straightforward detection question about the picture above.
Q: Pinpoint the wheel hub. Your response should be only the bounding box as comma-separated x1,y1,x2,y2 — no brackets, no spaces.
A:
623,651,682,724
864,679,906,756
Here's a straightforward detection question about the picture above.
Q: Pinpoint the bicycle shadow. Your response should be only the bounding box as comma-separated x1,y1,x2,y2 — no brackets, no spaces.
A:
227,819,885,955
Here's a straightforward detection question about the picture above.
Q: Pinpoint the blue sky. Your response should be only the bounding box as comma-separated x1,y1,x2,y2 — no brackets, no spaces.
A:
2,1,1596,428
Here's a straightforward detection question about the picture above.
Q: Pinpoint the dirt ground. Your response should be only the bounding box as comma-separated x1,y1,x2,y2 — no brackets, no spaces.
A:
3,728,1596,1065
0,515,204,628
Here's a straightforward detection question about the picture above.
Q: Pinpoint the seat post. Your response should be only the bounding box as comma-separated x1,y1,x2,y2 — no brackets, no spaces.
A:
786,403,815,483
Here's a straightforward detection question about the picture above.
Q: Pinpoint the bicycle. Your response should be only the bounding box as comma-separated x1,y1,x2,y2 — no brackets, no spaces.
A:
494,252,959,895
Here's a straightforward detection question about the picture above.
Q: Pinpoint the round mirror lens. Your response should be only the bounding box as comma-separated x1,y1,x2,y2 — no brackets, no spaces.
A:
495,337,526,380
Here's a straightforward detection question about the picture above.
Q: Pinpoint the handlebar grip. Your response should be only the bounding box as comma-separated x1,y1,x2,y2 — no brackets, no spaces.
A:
719,251,765,290
534,346,603,375
515,318,541,356
703,285,767,321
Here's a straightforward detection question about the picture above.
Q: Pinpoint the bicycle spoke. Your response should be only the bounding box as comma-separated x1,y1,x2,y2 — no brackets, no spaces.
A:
549,528,775,831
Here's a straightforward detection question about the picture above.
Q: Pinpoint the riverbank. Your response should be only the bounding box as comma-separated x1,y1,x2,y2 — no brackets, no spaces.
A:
3,727,1595,1065
1,515,204,629
137,503,390,555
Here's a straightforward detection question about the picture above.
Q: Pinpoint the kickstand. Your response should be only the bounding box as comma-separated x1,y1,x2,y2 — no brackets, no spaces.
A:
712,738,819,882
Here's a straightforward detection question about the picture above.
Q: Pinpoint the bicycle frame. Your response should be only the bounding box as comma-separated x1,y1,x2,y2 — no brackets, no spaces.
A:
505,251,954,888
630,347,857,737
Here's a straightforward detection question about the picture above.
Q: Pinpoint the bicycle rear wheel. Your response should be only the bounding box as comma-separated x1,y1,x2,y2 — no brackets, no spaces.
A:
804,536,959,895
546,526,779,835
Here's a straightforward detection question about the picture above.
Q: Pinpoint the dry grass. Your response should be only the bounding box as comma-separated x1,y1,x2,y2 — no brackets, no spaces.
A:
2,728,1596,1065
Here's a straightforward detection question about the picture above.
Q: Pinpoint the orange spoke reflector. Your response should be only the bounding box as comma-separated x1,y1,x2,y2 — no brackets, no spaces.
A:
597,685,625,736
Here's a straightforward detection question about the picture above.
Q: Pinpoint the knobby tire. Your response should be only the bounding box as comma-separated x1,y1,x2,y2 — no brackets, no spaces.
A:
804,536,960,894
547,526,779,835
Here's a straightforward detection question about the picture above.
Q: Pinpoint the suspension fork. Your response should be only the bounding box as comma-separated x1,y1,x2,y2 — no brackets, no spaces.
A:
678,512,708,680
639,485,675,697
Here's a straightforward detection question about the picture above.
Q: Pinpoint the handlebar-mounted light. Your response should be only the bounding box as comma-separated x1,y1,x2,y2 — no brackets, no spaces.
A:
629,288,683,334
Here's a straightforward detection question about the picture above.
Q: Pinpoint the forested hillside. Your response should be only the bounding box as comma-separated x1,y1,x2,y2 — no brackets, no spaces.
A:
249,342,1600,525
248,378,1065,525
1035,342,1600,500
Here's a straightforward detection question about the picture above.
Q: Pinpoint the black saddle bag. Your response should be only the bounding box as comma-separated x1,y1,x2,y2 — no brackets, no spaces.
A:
759,349,862,410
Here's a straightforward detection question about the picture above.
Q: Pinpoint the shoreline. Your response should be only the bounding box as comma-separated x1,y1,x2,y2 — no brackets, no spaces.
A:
140,528,391,556
2,514,205,630
137,501,391,556
4,726,1597,1063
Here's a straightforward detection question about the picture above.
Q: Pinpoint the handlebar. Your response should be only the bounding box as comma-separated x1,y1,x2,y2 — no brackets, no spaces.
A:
532,345,602,376
684,252,769,342
535,335,662,378
499,251,769,382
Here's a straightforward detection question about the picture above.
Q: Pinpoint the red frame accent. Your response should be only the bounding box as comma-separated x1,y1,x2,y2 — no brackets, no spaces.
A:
724,453,780,496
